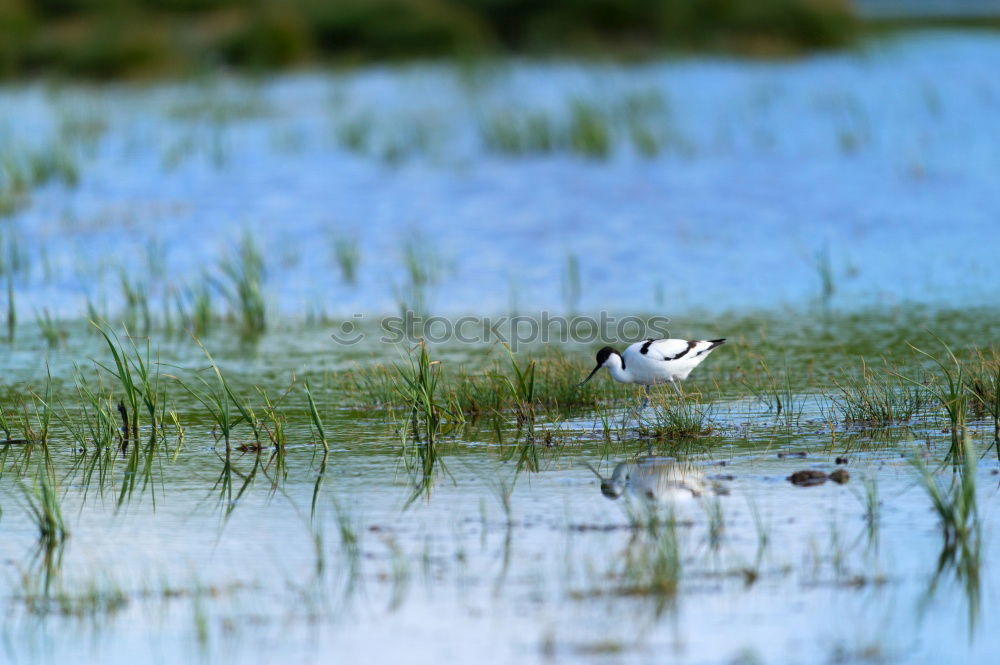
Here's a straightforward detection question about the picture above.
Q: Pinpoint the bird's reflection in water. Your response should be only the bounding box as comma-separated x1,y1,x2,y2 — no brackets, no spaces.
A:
587,458,711,502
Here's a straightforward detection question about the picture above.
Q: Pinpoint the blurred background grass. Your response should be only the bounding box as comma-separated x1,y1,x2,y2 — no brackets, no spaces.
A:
0,0,862,78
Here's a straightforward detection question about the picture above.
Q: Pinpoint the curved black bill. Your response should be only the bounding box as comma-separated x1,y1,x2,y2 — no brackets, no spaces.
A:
579,364,601,386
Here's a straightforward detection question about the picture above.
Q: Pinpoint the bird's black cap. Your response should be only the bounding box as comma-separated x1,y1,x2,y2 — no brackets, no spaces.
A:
580,346,619,387
595,346,617,365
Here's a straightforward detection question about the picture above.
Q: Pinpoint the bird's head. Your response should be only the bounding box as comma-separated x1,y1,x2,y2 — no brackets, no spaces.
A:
600,478,625,499
582,462,625,500
579,346,618,386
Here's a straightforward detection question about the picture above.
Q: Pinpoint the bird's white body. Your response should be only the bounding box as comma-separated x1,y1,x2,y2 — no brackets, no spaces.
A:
611,339,724,385
581,338,726,391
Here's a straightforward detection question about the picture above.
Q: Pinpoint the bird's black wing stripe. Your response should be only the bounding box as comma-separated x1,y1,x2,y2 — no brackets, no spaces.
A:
661,339,697,361
640,339,654,355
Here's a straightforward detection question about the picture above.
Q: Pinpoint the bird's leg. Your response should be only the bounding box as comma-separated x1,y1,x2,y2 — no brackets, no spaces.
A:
624,386,651,429
671,380,686,407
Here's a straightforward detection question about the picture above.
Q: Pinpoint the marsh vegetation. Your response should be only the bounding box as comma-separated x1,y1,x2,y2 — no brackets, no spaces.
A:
1,29,999,665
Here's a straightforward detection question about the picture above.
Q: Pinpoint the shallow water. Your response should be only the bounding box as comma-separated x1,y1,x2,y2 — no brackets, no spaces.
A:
2,30,1000,665
2,391,997,665
2,31,1000,318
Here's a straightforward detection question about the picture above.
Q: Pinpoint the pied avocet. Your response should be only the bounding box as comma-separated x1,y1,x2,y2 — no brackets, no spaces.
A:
579,338,726,406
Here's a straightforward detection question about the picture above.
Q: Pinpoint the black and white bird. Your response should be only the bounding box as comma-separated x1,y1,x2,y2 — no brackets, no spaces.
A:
579,338,726,406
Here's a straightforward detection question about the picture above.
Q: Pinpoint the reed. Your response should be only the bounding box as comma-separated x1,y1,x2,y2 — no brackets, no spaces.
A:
92,336,168,507
895,338,968,459
304,380,330,452
217,233,266,336
833,358,926,425
256,386,287,455
567,100,611,159
71,365,119,454
58,109,108,150
0,398,14,441
27,145,79,188
22,461,69,547
622,89,671,157
337,117,373,153
187,281,214,336
168,409,185,458
336,349,626,416
35,309,66,348
394,341,451,503
639,393,713,440
0,229,29,277
813,244,835,306
743,357,802,426
396,235,446,318
92,323,167,442
592,399,631,442
171,338,242,449
5,272,14,342
493,344,536,427
966,347,1000,452
561,253,581,314
331,233,361,284
25,366,55,445
481,111,555,154
119,270,151,333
